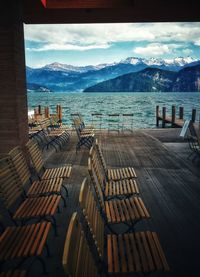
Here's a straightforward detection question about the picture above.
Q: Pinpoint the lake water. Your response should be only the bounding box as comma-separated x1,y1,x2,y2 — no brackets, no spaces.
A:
28,92,200,129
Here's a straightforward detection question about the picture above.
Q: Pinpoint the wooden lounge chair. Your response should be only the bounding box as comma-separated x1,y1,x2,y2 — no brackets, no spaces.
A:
0,156,60,235
62,212,100,277
0,222,51,274
25,140,72,181
88,159,150,233
89,146,139,199
9,146,67,204
95,140,137,181
79,178,170,275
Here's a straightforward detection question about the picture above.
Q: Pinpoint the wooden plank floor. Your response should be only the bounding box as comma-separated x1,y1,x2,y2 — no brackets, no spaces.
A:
23,130,200,276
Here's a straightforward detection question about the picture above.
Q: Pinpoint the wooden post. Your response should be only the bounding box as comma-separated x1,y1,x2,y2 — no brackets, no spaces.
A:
162,107,166,128
45,107,50,118
172,105,176,127
34,108,37,120
179,107,184,120
192,108,196,123
38,105,42,115
156,105,160,127
59,105,62,123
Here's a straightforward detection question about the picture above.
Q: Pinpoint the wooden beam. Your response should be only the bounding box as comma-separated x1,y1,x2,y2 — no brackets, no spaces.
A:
40,0,134,9
23,0,200,24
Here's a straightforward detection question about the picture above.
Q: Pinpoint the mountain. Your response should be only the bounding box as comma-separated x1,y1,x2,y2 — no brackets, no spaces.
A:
26,56,200,92
84,64,200,92
27,83,52,92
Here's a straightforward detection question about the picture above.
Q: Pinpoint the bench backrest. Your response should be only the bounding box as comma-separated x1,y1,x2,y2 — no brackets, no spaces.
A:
25,140,44,174
0,155,22,209
88,157,105,213
95,140,107,177
9,146,31,188
79,178,104,259
62,212,100,277
89,146,105,190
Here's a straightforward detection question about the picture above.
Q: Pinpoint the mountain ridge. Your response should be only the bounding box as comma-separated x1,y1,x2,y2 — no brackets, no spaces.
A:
26,56,200,92
84,64,200,92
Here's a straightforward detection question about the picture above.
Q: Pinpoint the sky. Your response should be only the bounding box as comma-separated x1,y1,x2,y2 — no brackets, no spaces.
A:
24,22,200,68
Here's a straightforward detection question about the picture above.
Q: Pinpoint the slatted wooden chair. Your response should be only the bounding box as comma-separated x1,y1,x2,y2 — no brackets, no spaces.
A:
0,222,51,274
25,140,72,182
95,140,137,181
8,146,67,204
62,212,100,277
73,118,95,152
79,178,170,275
0,156,60,235
88,158,150,233
38,118,70,151
89,146,139,199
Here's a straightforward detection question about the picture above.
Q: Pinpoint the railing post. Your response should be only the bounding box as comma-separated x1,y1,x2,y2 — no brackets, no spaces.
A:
58,105,62,123
162,107,166,128
172,105,176,127
179,107,184,120
34,108,37,120
191,108,196,123
45,106,50,118
38,105,42,115
156,105,160,127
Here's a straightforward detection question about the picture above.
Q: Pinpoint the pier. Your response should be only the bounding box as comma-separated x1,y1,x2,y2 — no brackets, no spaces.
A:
24,129,200,276
156,105,197,128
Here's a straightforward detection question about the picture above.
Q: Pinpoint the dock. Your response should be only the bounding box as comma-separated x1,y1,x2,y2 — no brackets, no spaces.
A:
19,128,200,277
156,105,197,128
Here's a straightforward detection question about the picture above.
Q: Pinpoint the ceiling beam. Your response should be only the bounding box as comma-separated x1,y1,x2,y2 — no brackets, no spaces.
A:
40,0,134,9
23,0,200,24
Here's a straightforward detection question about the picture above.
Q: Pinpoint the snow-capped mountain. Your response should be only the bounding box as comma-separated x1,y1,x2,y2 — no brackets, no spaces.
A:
26,56,200,92
43,62,109,73
120,56,198,67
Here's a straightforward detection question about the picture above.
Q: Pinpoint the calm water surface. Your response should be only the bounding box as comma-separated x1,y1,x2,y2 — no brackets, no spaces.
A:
28,92,200,129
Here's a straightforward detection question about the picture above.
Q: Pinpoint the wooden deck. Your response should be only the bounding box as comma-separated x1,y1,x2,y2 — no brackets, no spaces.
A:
4,129,200,276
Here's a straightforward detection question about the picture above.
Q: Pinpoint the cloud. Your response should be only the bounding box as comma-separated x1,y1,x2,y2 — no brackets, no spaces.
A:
24,22,200,49
194,39,200,46
182,48,193,55
26,42,110,51
133,43,170,56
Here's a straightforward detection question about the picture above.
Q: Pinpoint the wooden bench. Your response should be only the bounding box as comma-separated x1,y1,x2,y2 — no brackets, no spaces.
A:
0,156,61,235
79,178,170,275
88,160,150,232
73,118,95,152
89,147,139,198
0,222,51,274
25,140,72,182
9,146,67,204
95,140,137,181
62,212,100,277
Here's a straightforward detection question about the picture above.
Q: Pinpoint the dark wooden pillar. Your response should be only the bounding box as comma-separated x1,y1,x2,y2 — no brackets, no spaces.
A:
0,1,28,153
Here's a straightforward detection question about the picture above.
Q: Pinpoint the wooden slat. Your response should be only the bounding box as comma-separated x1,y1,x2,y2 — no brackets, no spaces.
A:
124,233,134,272
118,234,127,273
135,232,148,272
112,234,120,273
141,231,155,271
